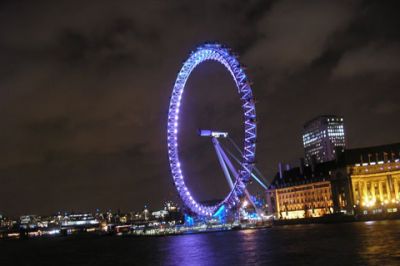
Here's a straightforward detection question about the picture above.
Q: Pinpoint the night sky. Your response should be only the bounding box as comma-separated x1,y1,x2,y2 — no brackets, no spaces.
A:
1,0,399,216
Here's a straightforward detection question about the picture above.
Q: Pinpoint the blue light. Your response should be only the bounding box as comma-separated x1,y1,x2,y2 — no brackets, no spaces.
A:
184,214,194,227
167,42,257,217
213,205,225,218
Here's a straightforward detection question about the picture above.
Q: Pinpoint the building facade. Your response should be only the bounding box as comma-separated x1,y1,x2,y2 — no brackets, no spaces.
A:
349,160,400,213
267,180,333,219
267,143,400,220
302,115,345,165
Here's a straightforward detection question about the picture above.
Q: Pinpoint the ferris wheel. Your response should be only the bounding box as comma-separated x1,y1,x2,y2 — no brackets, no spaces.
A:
167,43,258,217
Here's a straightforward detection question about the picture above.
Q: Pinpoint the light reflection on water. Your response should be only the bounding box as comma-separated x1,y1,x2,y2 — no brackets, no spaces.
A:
356,220,400,265
160,229,264,266
1,220,400,266
159,221,400,266
162,233,217,266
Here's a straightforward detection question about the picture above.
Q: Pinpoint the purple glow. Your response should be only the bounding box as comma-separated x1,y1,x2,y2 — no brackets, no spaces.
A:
167,43,257,216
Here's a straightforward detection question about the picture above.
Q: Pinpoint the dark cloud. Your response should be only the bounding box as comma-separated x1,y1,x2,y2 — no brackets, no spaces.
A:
372,101,399,115
246,0,355,73
0,0,399,216
332,43,400,77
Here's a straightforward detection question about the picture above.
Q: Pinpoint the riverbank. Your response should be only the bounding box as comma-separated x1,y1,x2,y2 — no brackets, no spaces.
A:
273,212,400,226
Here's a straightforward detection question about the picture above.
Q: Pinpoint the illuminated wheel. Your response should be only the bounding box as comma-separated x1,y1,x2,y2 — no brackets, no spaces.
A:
167,43,257,217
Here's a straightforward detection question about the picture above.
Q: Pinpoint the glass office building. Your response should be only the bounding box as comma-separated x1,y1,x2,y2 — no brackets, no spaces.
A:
302,115,345,165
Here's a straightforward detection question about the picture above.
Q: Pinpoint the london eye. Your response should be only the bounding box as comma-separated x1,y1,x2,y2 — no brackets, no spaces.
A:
167,43,257,217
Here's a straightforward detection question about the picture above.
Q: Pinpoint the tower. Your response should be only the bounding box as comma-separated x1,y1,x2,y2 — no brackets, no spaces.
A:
302,115,345,165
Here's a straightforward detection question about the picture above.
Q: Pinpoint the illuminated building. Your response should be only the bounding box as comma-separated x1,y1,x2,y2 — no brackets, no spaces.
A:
164,201,178,212
148,202,183,222
334,143,400,215
266,165,334,219
143,206,150,221
0,214,4,227
303,115,345,165
19,215,42,229
152,210,169,219
330,143,400,213
268,143,400,220
350,160,400,210
61,213,99,227
0,214,14,229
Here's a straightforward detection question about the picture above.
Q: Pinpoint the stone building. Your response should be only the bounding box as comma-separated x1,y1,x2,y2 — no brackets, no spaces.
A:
267,143,400,219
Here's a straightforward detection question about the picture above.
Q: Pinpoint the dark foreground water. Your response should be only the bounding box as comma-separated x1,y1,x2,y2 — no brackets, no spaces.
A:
1,220,400,266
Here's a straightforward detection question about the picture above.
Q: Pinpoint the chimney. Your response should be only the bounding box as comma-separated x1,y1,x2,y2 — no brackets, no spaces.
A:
311,158,316,176
383,152,388,162
299,158,305,175
278,162,283,179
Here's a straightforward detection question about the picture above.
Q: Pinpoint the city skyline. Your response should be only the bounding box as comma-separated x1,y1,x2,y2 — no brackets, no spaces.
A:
1,1,400,216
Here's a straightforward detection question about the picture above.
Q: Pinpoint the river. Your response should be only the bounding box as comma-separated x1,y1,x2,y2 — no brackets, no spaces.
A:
1,220,400,265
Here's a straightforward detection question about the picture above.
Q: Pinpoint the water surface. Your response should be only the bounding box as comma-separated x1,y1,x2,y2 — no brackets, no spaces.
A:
1,220,400,265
